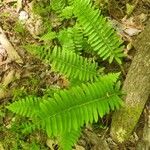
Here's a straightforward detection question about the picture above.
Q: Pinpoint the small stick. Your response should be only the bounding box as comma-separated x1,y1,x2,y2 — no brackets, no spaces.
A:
0,26,23,64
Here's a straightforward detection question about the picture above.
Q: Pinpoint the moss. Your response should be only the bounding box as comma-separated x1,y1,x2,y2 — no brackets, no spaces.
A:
111,104,144,142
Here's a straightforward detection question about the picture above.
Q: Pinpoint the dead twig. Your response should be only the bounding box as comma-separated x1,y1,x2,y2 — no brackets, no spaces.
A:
0,26,23,64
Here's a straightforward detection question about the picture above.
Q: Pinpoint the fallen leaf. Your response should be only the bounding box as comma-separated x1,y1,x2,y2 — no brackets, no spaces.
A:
124,28,141,36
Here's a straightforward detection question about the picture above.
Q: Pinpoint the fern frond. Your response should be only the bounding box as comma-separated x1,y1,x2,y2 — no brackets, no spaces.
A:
50,47,98,81
51,0,67,13
67,0,74,5
58,129,81,150
38,73,122,136
98,72,121,83
7,74,122,138
58,26,84,53
71,25,84,52
58,28,75,51
24,44,98,81
7,96,41,118
32,0,51,16
60,6,74,19
24,44,46,58
20,122,38,134
39,31,57,42
24,44,51,63
73,0,124,64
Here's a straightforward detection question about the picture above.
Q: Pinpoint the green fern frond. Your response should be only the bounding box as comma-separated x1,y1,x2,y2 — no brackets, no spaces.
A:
32,0,51,16
24,44,45,57
50,47,98,81
71,25,84,52
58,28,75,51
7,74,122,139
60,6,74,19
51,0,67,13
23,44,51,63
7,96,41,118
99,72,121,84
39,31,57,42
67,0,73,5
58,26,84,53
25,44,98,81
20,122,38,134
38,73,122,136
58,129,81,150
73,0,124,64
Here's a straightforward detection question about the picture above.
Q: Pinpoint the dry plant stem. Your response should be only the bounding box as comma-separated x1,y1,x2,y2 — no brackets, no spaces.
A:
2,70,15,87
0,26,23,64
110,21,150,143
0,26,22,99
0,70,15,99
17,0,23,12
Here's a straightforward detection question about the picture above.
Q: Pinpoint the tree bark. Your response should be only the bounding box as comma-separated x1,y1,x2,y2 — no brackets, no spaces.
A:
110,21,150,143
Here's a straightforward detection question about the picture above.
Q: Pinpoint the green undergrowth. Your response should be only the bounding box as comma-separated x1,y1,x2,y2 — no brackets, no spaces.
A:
2,0,126,149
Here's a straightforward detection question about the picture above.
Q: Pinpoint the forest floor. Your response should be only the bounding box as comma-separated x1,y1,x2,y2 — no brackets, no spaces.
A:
0,0,150,150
